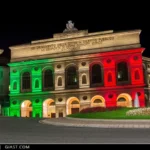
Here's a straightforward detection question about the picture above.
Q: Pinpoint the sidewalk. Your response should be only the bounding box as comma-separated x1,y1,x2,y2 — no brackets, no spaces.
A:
39,117,150,128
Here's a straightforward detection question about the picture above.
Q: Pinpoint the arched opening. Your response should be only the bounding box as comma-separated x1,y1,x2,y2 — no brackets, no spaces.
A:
82,74,87,84
90,64,102,87
21,100,32,117
66,97,80,115
116,93,132,107
117,62,128,82
21,72,31,91
43,99,56,118
135,70,140,80
13,81,17,90
35,79,39,88
65,66,78,89
91,95,105,107
43,69,54,90
108,73,112,82
58,77,62,86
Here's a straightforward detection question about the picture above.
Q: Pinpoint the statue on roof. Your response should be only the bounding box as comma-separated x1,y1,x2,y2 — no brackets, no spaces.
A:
63,20,78,33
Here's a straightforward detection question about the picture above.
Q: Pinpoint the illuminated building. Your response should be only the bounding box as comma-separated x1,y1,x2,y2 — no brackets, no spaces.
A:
142,57,150,106
7,21,145,118
0,49,9,116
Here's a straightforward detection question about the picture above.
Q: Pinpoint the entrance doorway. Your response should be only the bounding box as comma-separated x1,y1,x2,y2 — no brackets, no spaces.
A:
43,99,56,118
59,112,63,117
21,100,32,117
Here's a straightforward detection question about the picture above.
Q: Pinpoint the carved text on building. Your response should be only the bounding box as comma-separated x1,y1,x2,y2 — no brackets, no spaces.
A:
31,36,114,52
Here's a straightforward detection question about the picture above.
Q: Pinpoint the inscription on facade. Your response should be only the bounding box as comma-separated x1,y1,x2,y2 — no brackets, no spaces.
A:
31,36,114,52
10,30,141,60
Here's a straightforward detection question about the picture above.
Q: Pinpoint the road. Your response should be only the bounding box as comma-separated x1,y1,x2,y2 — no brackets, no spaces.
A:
0,117,150,144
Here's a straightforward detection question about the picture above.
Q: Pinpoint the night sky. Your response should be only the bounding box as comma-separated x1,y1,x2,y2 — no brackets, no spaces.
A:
0,6,149,59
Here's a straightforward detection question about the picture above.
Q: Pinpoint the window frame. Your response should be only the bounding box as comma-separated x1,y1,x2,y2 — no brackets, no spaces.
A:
65,65,79,89
21,71,31,93
90,63,103,87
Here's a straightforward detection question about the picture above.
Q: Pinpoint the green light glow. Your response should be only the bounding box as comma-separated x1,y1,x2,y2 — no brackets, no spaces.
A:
2,107,10,116
8,58,54,67
8,58,55,118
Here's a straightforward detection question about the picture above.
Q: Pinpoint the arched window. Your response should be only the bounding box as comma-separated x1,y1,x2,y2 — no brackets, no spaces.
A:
35,79,39,88
117,62,128,82
43,69,53,90
65,66,78,89
108,73,112,82
22,72,31,90
13,81,17,90
58,77,62,86
91,64,102,87
82,75,87,84
135,70,140,80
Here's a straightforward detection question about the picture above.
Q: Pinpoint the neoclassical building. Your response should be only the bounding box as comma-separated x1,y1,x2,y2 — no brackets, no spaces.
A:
142,56,150,106
0,49,9,116
7,21,145,118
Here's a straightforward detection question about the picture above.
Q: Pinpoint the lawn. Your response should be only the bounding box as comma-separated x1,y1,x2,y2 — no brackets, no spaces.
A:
68,108,150,119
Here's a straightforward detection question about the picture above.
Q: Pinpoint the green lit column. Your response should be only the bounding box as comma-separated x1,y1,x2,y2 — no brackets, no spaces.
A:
10,68,20,94
32,98,43,118
9,98,21,117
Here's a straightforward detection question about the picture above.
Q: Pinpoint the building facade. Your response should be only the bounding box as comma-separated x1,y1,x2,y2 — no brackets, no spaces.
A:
8,22,145,118
0,49,9,116
142,56,150,106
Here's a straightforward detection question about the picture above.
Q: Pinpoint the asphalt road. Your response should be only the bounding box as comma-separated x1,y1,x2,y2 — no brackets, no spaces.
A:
0,117,150,144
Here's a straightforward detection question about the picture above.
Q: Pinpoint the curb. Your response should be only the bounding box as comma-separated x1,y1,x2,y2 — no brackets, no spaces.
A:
66,117,150,122
39,118,150,129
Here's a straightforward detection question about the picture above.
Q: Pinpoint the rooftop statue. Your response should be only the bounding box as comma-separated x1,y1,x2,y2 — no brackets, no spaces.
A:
63,20,78,33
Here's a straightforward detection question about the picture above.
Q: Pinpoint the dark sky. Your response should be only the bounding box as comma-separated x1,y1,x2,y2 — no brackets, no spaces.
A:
0,6,149,59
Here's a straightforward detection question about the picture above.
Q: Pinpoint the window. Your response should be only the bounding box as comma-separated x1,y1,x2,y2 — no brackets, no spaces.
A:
117,62,128,82
35,79,39,88
82,75,87,84
135,70,140,80
43,69,53,90
22,72,31,90
65,66,78,89
108,73,112,82
58,77,62,86
35,99,39,103
12,101,17,105
91,64,102,87
58,98,63,102
13,81,17,90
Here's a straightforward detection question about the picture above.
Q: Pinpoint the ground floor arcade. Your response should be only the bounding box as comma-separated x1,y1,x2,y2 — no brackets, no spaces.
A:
7,88,145,118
